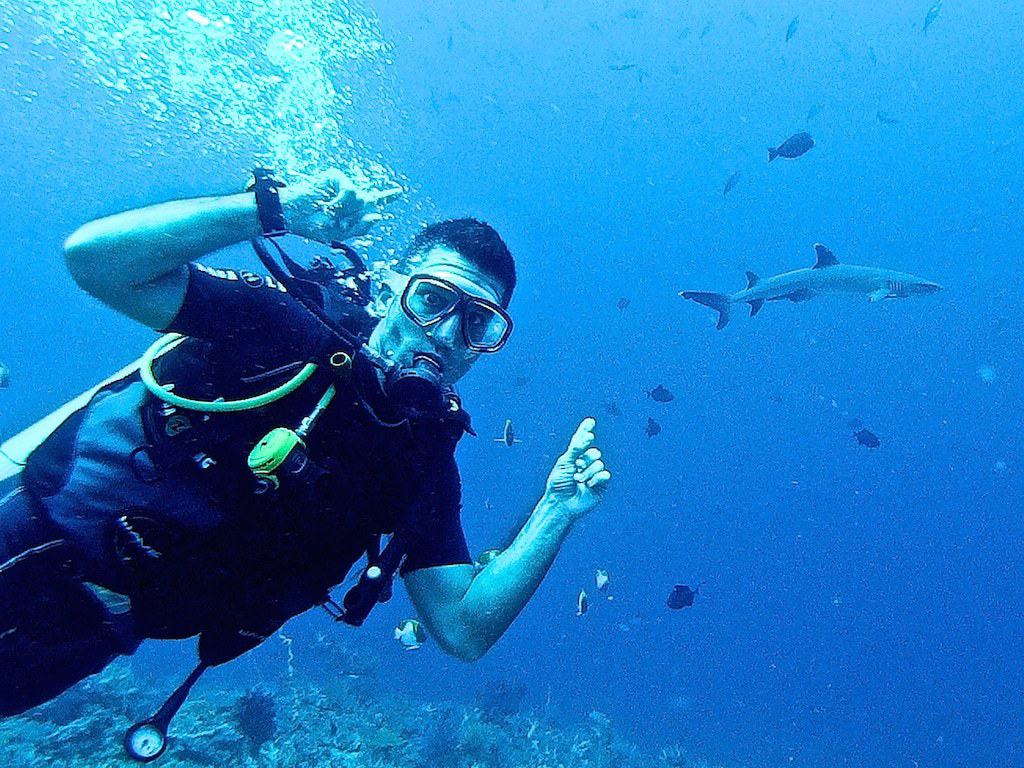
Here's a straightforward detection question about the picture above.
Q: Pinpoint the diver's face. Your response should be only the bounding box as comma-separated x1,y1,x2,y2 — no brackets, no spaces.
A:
369,246,507,384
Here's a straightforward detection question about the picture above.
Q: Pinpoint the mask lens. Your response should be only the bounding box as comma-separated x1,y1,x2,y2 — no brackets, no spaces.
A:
465,300,511,351
406,278,459,324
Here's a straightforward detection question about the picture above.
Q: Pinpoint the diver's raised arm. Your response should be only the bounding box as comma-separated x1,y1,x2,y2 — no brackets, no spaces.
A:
63,169,401,330
64,191,261,328
404,418,612,662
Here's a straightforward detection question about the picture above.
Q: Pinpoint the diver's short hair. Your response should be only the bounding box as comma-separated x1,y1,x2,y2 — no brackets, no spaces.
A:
407,218,516,307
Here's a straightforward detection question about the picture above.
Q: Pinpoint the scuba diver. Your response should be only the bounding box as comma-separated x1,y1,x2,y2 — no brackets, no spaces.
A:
0,168,612,761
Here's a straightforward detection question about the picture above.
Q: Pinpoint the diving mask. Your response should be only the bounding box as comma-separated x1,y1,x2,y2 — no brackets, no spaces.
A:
400,275,512,354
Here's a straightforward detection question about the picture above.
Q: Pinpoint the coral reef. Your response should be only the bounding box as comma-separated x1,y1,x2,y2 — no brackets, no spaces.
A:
233,689,277,756
0,659,729,768
472,677,528,724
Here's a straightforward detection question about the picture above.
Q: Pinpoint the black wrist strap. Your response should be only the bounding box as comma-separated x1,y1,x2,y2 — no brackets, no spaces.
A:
252,168,287,237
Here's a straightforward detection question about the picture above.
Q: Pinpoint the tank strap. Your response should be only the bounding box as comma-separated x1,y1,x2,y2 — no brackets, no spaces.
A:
321,532,405,627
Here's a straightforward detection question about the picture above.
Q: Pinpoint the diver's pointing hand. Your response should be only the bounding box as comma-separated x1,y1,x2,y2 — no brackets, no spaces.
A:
544,417,612,522
279,168,403,244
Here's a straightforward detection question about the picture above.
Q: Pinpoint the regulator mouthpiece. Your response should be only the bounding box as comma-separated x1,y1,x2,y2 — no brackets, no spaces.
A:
385,355,446,416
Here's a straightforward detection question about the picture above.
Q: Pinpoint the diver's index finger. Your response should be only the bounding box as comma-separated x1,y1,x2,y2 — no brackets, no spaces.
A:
567,418,596,455
366,185,404,204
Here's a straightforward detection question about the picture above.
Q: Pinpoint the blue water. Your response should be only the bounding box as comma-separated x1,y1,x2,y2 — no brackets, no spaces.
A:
1,1,1022,766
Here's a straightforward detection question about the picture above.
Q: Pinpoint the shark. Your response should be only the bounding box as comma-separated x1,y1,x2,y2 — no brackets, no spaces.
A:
680,244,941,329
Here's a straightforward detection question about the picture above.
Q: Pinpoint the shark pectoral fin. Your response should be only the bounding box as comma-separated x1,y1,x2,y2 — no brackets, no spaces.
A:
868,288,888,303
748,299,765,317
785,289,814,303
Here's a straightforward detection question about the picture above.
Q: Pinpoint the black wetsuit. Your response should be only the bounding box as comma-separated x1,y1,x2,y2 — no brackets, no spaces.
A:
0,262,473,716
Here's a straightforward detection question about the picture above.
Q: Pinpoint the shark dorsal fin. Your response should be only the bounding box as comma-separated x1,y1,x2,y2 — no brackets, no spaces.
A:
745,271,759,288
813,244,839,269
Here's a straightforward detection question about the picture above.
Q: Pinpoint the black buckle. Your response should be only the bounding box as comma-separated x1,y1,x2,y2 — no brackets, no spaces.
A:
321,597,345,621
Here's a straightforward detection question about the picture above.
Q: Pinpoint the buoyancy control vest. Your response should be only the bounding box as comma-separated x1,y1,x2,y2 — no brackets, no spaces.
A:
21,241,472,653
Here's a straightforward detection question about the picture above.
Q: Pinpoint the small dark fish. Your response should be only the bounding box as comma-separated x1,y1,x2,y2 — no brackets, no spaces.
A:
699,22,713,40
854,428,881,449
723,170,741,197
645,417,661,437
786,16,799,42
868,46,878,66
877,111,901,125
0,362,9,389
923,0,942,34
768,132,815,162
604,401,622,417
806,103,823,122
622,8,642,20
647,385,674,403
616,297,631,311
609,63,637,71
447,31,453,50
666,584,698,610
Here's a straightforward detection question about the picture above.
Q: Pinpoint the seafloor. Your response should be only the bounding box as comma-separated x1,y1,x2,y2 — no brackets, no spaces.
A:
0,653,722,768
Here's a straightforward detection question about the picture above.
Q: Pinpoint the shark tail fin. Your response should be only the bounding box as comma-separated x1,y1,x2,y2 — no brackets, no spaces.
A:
680,291,731,329
768,147,779,162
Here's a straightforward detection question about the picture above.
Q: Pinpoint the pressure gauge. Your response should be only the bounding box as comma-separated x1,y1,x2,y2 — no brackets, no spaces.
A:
124,721,166,762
